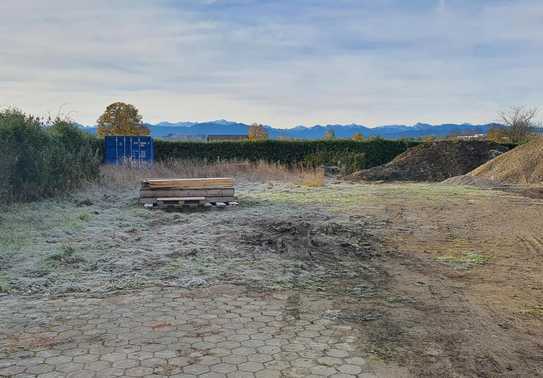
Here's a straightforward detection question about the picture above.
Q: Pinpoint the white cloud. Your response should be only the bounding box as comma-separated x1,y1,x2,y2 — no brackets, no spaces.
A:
0,0,541,127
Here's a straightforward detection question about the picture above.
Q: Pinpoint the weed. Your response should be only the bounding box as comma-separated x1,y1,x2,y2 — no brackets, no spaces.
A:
79,212,91,222
0,272,10,293
46,244,85,266
300,169,326,187
436,252,489,267
521,305,543,318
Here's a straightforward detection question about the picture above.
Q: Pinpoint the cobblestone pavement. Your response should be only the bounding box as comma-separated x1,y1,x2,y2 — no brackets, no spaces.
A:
0,285,377,378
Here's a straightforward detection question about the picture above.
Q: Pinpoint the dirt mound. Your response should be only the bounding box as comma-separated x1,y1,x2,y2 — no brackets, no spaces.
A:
441,175,508,189
469,137,543,184
347,141,509,182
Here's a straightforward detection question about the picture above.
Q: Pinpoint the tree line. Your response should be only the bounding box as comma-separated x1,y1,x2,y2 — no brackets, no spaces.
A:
95,102,540,143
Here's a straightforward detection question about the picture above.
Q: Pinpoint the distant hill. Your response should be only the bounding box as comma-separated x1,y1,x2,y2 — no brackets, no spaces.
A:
80,120,505,140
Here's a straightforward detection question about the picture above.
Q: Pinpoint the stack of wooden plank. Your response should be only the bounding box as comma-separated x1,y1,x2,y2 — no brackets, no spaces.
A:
139,178,237,208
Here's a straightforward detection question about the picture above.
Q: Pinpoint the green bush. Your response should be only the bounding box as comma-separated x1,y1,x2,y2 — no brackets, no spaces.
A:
303,151,366,174
154,139,418,169
0,109,101,202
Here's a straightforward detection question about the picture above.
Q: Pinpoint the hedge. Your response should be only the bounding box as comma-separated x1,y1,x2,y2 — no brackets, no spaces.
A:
154,139,419,170
0,109,102,202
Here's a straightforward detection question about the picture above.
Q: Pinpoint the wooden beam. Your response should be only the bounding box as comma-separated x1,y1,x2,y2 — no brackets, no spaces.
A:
139,189,235,198
142,178,234,189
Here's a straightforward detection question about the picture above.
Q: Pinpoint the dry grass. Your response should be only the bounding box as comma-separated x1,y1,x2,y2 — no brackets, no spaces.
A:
99,159,325,188
300,168,326,187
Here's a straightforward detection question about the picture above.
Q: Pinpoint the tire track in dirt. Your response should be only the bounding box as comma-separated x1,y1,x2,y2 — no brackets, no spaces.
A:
517,234,543,256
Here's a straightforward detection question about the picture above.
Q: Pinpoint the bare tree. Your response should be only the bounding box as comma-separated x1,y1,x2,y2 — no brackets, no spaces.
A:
499,106,538,143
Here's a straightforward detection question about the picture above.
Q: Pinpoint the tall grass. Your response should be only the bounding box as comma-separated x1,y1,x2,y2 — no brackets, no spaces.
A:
0,109,101,202
100,159,326,189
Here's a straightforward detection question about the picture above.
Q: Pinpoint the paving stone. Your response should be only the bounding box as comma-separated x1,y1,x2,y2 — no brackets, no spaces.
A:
198,356,222,366
56,361,85,372
199,373,227,378
126,366,156,376
317,357,343,367
0,287,378,378
255,370,282,378
326,349,350,358
25,364,55,375
112,358,139,369
45,355,73,365
183,364,210,375
344,356,367,366
222,355,248,364
212,363,238,374
337,364,362,374
238,361,264,373
100,367,126,376
247,354,273,363
227,372,254,378
86,360,112,371
311,365,338,376
67,370,96,378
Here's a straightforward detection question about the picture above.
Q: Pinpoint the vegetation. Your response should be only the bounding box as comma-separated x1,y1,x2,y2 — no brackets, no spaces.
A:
248,123,268,141
323,130,335,140
486,127,510,143
96,102,150,137
497,106,539,143
303,150,366,174
352,133,365,141
0,109,101,202
154,139,418,169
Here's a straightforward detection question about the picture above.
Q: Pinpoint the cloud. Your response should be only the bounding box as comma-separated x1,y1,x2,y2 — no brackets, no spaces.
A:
0,0,542,126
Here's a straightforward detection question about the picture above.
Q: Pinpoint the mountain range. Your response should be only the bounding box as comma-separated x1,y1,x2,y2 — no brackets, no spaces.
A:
80,120,504,140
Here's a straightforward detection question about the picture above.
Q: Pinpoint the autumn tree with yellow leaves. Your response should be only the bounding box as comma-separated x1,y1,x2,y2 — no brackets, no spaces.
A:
97,102,150,137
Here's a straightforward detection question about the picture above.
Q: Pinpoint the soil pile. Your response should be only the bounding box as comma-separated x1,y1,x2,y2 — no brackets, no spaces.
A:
469,137,543,184
346,141,509,182
441,175,508,189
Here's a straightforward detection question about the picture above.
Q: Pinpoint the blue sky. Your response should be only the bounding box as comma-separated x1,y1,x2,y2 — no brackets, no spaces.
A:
0,0,541,127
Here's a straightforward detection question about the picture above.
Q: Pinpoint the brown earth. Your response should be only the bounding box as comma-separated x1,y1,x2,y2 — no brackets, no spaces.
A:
347,140,509,182
340,185,543,377
470,137,543,184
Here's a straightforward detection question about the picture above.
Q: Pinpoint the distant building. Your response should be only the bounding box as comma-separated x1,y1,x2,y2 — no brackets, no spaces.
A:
455,134,486,140
207,134,248,142
163,134,206,141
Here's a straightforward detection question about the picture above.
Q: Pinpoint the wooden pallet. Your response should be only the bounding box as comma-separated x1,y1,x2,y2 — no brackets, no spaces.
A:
141,198,238,209
139,177,237,209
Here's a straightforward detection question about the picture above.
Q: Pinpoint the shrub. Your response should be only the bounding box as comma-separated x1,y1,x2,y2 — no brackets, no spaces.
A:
0,109,101,202
303,151,366,174
154,139,418,169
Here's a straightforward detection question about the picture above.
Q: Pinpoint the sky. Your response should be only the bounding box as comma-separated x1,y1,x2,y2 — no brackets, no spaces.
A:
0,0,542,128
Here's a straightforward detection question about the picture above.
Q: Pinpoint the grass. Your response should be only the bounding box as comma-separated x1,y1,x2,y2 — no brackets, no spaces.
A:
436,252,489,267
45,244,86,267
248,181,501,212
100,159,325,189
78,212,92,222
0,272,10,293
300,168,326,187
520,305,543,318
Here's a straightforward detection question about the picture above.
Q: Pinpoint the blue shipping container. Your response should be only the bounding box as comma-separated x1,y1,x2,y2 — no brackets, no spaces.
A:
104,136,154,165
